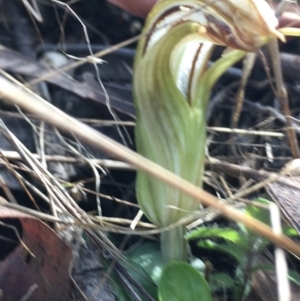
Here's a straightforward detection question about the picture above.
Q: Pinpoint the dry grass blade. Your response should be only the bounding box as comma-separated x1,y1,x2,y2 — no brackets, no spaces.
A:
1,72,300,256
267,179,300,233
207,159,300,233
266,0,299,159
231,52,256,129
25,34,142,88
0,151,133,169
268,38,299,159
270,203,290,301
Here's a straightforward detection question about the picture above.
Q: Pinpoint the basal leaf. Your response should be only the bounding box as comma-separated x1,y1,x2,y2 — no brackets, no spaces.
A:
123,259,158,299
127,241,166,285
158,261,212,301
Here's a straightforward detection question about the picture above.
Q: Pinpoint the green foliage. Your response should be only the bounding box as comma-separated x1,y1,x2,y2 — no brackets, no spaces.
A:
206,271,237,295
103,242,164,301
186,227,248,249
111,198,300,301
114,243,213,301
187,198,297,255
126,242,166,285
101,260,135,301
158,261,212,301
186,198,300,300
210,272,235,291
238,198,271,235
123,260,158,299
289,270,300,286
197,240,245,265
121,241,168,300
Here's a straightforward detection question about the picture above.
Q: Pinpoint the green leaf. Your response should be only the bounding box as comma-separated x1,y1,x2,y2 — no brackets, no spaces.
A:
289,270,300,286
158,261,212,301
283,225,299,237
233,281,251,301
106,241,162,300
240,198,300,237
127,241,166,285
186,226,248,249
197,240,245,265
209,272,235,292
239,198,298,251
246,198,271,224
102,260,137,301
109,281,135,301
124,259,158,299
238,198,271,235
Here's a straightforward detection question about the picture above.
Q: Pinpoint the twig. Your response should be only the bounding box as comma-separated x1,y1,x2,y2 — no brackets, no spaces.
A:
270,203,291,301
207,127,284,137
267,38,299,158
0,150,133,169
1,73,300,256
231,52,256,129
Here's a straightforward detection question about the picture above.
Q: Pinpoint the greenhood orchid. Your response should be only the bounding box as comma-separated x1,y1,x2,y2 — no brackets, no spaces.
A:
133,0,296,261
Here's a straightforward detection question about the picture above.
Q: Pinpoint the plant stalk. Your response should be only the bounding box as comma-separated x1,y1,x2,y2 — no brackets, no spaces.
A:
161,226,187,262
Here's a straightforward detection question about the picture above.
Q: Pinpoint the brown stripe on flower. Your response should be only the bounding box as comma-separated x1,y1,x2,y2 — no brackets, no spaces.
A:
204,14,260,51
187,43,203,104
143,6,186,55
205,14,231,40
142,5,195,55
141,0,284,57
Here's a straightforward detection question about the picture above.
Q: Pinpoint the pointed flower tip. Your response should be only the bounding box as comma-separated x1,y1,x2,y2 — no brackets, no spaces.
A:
256,0,286,43
200,0,286,51
272,29,286,43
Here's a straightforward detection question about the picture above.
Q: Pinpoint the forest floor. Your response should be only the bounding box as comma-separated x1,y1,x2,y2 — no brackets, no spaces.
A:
0,1,300,300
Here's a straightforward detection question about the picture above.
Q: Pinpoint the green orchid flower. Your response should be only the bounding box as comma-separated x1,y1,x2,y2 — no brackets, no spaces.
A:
133,0,289,261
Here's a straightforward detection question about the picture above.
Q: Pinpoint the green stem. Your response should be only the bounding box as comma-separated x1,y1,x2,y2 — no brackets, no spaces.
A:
161,226,187,262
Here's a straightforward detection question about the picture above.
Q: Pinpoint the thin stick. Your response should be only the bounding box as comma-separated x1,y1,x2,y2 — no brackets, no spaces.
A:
0,151,133,169
267,39,299,158
207,127,284,137
231,53,256,129
270,203,290,301
1,73,300,256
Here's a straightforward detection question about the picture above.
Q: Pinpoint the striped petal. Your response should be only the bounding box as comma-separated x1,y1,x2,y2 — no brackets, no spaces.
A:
139,0,284,55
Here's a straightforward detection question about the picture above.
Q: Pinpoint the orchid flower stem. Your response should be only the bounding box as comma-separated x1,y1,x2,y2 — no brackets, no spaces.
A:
161,226,188,262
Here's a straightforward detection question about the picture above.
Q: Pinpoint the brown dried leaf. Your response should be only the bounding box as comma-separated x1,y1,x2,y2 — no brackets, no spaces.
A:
0,204,72,301
266,176,300,233
248,269,300,301
0,45,135,118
